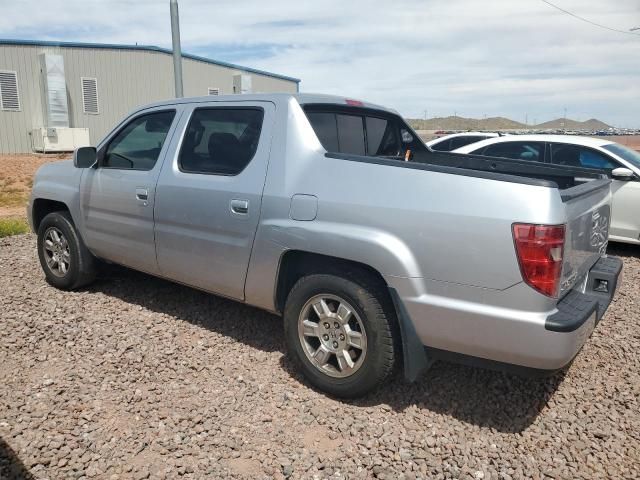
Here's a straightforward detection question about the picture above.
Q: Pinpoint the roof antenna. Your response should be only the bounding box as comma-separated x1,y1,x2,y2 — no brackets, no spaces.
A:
170,0,184,98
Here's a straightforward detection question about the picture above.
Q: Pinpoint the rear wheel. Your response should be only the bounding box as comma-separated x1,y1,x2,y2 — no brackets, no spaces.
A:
284,273,397,398
37,211,96,290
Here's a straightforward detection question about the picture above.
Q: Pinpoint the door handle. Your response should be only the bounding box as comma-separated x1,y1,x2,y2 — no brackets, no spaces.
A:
230,199,249,215
136,188,149,201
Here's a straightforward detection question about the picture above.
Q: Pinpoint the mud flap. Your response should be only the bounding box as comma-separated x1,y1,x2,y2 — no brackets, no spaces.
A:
388,287,433,382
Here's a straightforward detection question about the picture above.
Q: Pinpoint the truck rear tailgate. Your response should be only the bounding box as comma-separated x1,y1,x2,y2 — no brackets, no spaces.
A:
559,178,612,296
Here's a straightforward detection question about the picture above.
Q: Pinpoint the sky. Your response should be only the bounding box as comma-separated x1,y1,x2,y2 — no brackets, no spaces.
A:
1,0,639,127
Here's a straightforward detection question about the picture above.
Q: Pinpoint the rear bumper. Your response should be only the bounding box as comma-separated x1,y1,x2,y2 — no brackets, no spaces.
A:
546,256,623,332
391,255,623,378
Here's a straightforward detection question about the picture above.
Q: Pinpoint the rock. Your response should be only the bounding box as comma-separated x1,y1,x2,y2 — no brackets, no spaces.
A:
399,449,412,461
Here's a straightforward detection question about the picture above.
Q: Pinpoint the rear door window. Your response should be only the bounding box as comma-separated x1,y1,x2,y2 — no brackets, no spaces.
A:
550,144,619,170
179,107,264,175
449,136,488,151
430,138,451,151
479,141,544,162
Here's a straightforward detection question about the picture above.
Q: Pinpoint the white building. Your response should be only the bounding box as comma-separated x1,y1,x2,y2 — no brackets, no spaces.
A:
0,39,300,153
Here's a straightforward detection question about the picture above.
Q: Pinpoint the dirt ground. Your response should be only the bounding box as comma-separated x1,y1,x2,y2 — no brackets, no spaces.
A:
0,154,67,219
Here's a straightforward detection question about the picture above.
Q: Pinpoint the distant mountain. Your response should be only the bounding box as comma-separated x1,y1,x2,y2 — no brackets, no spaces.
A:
533,118,611,130
407,116,612,131
408,116,526,131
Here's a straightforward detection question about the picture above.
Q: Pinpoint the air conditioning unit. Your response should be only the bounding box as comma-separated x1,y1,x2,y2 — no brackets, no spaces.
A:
31,127,90,152
233,74,252,94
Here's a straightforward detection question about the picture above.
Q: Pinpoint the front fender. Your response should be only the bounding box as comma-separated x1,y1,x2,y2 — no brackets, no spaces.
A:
30,160,83,229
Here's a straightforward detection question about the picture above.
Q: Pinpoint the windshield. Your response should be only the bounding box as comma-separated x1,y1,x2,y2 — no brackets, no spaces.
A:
602,143,640,170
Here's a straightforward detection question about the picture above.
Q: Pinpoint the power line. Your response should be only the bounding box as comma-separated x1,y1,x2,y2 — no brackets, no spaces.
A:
540,0,640,36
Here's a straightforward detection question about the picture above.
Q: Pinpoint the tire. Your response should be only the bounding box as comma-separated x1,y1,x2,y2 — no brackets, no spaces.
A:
284,273,397,398
37,211,96,290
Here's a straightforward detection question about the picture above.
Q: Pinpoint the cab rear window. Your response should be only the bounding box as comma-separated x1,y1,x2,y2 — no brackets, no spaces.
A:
304,105,427,158
306,111,370,155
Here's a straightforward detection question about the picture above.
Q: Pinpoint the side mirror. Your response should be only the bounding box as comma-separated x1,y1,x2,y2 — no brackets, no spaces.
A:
611,167,635,181
73,146,97,168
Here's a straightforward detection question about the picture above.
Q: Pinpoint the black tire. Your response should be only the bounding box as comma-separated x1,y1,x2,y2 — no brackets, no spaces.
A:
37,211,96,290
284,273,397,398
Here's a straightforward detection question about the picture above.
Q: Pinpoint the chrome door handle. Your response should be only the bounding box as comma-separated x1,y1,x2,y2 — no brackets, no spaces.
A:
136,188,148,201
230,199,249,215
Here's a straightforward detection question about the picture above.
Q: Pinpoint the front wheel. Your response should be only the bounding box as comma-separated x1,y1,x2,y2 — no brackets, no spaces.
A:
37,211,96,290
284,273,397,398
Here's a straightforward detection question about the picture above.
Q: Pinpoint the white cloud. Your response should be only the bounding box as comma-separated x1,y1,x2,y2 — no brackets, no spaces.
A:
2,0,639,125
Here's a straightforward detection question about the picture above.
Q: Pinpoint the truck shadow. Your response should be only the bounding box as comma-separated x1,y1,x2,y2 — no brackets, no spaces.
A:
0,437,34,479
88,264,564,433
352,363,563,433
279,355,565,433
607,242,639,259
88,264,284,353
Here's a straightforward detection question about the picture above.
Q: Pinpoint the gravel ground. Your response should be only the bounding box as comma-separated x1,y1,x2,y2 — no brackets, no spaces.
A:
1,234,639,480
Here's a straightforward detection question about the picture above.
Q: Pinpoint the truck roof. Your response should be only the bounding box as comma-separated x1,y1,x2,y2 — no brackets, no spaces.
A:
138,93,398,115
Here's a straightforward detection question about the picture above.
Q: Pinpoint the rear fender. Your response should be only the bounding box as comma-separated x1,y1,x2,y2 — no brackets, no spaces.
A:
244,220,422,312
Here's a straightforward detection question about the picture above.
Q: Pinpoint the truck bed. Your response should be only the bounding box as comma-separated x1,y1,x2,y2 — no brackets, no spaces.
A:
415,151,608,191
327,150,610,198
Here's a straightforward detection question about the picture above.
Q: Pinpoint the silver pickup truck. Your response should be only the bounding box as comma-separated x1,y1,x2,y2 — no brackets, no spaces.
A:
29,93,622,397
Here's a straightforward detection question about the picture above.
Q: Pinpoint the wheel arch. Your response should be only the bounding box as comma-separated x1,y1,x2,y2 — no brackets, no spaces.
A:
32,198,71,231
274,250,389,314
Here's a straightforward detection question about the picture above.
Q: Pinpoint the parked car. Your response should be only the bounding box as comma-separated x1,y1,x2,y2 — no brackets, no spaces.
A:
452,135,640,245
29,94,621,397
426,132,503,152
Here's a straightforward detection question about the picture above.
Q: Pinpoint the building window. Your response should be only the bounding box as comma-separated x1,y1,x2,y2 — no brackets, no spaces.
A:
208,88,220,96
0,70,21,111
81,77,99,114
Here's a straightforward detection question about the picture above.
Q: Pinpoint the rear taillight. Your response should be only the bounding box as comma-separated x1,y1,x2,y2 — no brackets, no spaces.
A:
512,223,565,297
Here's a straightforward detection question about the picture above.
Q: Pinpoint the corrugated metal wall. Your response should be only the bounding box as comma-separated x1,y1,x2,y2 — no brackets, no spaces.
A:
0,44,298,153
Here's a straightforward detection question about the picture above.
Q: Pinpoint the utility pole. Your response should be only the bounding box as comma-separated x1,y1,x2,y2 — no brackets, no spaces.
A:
170,0,184,98
563,107,567,131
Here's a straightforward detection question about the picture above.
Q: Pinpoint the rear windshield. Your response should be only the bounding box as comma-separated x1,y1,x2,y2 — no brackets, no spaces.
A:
432,135,489,152
304,105,428,159
602,143,640,170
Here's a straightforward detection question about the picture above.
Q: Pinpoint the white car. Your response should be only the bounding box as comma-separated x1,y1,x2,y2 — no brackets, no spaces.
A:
426,132,503,152
453,135,640,245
